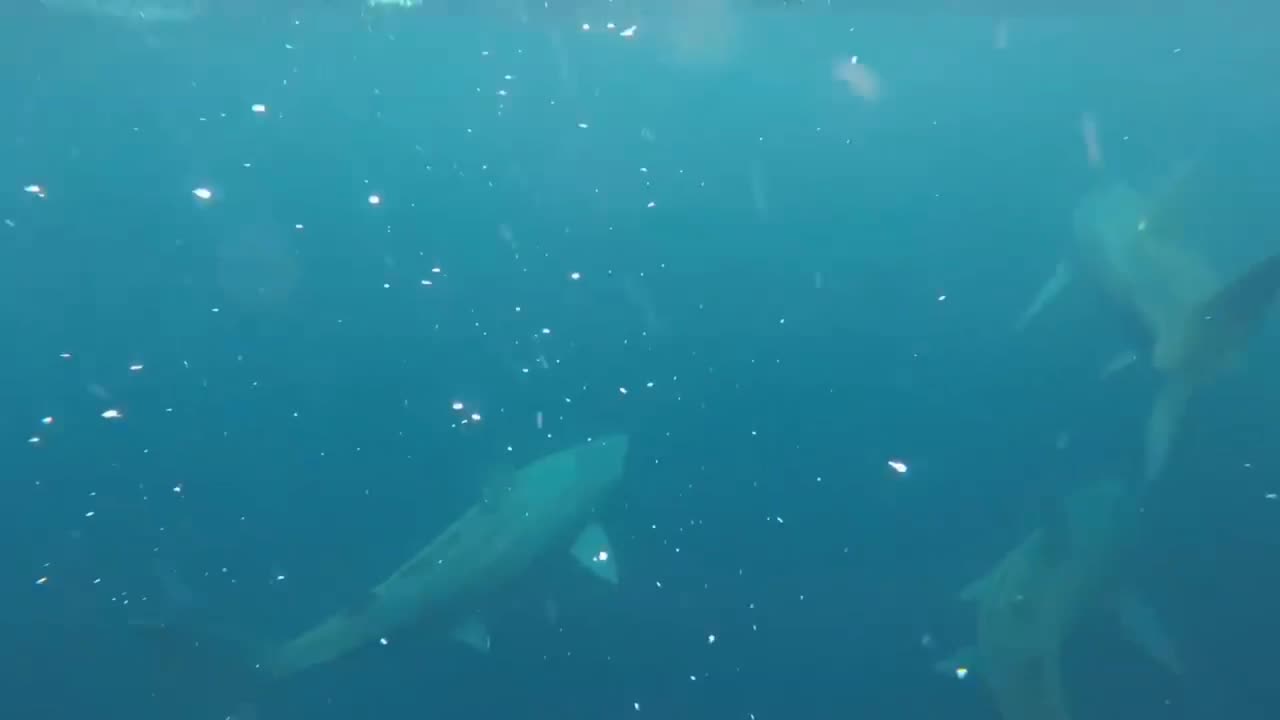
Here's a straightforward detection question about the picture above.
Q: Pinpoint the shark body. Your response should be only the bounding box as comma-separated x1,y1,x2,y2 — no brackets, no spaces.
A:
1018,180,1280,485
938,478,1181,720
266,434,629,678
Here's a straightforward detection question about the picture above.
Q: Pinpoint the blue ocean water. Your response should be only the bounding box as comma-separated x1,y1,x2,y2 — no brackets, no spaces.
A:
2,4,1278,720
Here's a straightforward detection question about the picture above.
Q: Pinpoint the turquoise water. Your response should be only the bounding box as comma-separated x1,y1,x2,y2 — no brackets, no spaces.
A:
2,4,1278,720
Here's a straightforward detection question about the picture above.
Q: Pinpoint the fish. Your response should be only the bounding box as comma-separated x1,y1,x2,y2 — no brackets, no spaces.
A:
936,478,1182,720
265,434,629,677
1017,179,1280,487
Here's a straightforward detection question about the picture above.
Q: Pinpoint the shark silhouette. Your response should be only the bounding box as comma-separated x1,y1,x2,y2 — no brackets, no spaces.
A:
1017,179,1280,485
936,478,1182,720
265,434,629,677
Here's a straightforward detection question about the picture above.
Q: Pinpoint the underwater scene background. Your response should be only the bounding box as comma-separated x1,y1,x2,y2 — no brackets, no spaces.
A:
2,3,1278,720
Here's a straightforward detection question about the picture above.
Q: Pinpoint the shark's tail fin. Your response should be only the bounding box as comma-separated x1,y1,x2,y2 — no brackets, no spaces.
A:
1145,250,1280,487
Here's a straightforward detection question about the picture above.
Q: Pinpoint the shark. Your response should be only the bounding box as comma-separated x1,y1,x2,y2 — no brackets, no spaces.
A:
936,477,1182,720
264,433,629,678
1016,179,1280,486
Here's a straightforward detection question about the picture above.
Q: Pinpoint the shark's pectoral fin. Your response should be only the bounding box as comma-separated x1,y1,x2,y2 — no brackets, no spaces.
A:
934,645,979,677
1187,250,1280,360
1100,348,1138,379
1015,261,1074,331
570,521,618,584
1148,256,1280,485
1108,589,1182,675
1143,377,1194,490
450,616,492,654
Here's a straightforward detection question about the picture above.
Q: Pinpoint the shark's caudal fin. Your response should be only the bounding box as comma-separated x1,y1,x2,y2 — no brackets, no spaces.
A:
1016,262,1074,331
1146,250,1280,486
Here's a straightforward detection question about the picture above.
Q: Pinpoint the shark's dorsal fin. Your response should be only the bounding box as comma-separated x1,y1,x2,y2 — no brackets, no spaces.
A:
570,522,619,584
